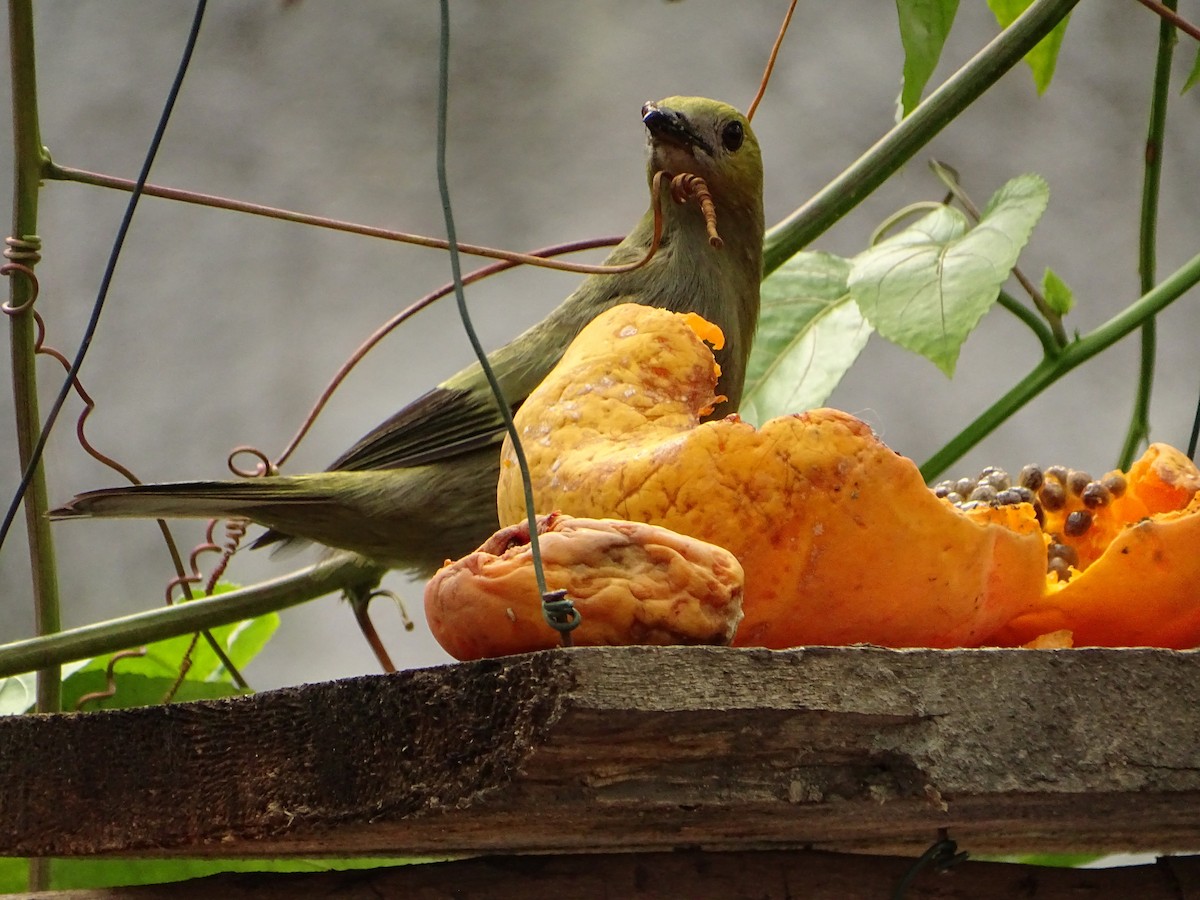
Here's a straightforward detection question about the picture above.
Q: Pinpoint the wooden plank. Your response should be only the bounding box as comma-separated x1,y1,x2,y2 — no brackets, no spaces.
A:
9,851,1200,900
1,646,1199,858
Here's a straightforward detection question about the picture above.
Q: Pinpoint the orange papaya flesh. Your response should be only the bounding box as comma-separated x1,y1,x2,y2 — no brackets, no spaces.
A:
496,304,1200,650
424,513,744,661
1035,443,1200,571
498,303,1048,649
989,468,1200,649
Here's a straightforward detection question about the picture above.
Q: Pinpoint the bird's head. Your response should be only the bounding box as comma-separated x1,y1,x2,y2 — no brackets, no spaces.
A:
641,96,763,221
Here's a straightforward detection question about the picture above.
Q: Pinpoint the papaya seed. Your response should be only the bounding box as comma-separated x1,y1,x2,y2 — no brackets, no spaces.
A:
1064,509,1094,536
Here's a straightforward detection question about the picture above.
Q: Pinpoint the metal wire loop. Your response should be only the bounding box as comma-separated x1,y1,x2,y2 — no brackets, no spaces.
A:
4,234,42,263
891,830,969,899
0,260,39,314
541,588,581,640
227,445,277,478
74,648,148,711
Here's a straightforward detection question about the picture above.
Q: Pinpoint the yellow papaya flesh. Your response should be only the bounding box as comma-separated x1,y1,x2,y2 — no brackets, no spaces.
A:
498,304,1048,649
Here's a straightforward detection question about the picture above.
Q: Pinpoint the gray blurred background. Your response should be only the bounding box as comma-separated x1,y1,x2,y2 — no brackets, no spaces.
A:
2,2,1197,689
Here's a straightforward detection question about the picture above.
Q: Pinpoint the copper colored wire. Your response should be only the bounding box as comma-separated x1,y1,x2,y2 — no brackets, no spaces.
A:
2,257,248,689
266,171,675,470
266,238,619,469
227,445,277,478
166,517,244,604
350,587,418,673
49,162,662,277
0,260,39,314
747,0,799,121
206,518,248,594
3,235,42,265
73,648,148,710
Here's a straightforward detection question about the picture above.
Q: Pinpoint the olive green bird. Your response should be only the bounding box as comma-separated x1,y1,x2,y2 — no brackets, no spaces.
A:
51,96,765,576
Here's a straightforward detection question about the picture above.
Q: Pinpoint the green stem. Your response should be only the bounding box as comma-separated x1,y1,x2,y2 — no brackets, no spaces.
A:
1117,0,1176,469
7,10,58,889
0,554,383,680
921,247,1200,480
763,0,1083,276
7,0,61,723
997,289,1059,358
868,201,946,245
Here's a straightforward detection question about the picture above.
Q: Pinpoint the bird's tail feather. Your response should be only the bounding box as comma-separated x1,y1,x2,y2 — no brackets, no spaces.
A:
48,479,320,521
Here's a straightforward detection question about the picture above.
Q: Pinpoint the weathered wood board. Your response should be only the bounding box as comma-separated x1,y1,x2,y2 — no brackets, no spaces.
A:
1,646,1198,858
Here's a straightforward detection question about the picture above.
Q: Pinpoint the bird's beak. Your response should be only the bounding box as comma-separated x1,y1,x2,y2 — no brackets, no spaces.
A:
642,101,714,157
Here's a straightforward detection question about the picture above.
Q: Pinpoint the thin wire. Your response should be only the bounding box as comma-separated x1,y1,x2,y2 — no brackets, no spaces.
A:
270,236,620,469
1132,0,1200,41
0,2,208,553
747,0,798,121
47,163,656,277
433,2,559,613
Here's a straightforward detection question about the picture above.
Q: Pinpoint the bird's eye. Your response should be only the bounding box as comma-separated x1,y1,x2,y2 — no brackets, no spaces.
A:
721,120,745,152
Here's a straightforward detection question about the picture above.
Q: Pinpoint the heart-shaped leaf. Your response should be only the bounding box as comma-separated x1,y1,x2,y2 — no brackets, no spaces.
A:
742,251,873,425
849,174,1049,376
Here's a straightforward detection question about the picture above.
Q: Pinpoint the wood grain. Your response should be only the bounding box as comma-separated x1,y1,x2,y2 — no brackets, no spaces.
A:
2,646,1198,857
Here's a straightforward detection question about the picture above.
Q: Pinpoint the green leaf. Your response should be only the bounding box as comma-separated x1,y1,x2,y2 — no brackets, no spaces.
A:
1,661,89,716
71,585,277,684
897,0,960,118
59,605,278,709
742,252,873,425
984,852,1106,867
0,856,427,893
987,0,1070,93
2,587,279,714
130,605,278,683
0,673,36,716
62,671,245,711
1183,44,1200,95
849,174,1049,376
1041,266,1074,315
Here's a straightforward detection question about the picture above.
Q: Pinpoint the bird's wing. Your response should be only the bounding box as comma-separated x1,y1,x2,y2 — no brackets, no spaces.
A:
328,276,652,474
328,380,511,471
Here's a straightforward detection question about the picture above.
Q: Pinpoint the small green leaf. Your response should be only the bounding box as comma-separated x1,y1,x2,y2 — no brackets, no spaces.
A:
50,587,278,712
1041,267,1074,315
71,585,278,688
742,252,873,425
0,674,36,716
62,671,244,711
984,852,1106,867
1,661,91,716
1183,44,1200,95
2,598,278,716
135,603,278,682
0,856,428,894
987,0,1070,93
897,0,960,117
850,174,1049,376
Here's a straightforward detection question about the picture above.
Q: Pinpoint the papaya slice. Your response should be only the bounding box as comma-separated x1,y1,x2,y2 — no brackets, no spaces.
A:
497,304,1047,649
988,447,1200,648
425,513,744,660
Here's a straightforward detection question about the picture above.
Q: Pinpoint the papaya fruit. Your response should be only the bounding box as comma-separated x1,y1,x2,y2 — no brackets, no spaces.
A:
496,303,1050,649
424,513,744,660
986,445,1200,648
494,303,1200,651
